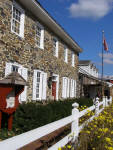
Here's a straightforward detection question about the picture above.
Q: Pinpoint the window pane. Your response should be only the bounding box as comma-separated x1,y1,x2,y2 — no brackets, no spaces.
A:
12,5,21,35
36,26,41,47
53,38,57,56
12,65,18,72
36,72,41,98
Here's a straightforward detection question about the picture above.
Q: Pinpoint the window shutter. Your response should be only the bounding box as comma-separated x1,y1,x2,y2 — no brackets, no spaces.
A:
20,67,27,101
74,80,76,97
5,63,12,76
66,48,68,63
56,40,59,57
40,28,44,49
62,77,65,98
20,11,25,38
70,79,72,98
67,78,70,98
32,70,37,100
42,72,47,100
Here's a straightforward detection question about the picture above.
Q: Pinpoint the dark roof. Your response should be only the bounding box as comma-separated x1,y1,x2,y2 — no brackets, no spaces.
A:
79,60,91,65
0,72,27,85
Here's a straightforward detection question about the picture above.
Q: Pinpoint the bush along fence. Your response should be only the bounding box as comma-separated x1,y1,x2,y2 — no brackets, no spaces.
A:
0,96,112,150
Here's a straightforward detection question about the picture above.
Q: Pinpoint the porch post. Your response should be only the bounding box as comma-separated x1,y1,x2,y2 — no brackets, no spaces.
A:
8,114,13,130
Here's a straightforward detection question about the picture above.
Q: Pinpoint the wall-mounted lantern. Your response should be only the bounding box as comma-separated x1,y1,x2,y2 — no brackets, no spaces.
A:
48,71,53,89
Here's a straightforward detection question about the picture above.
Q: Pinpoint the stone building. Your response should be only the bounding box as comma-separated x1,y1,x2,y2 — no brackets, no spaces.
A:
0,0,82,102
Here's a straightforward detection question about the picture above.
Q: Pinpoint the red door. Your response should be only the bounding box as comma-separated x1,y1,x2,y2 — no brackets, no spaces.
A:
52,82,56,100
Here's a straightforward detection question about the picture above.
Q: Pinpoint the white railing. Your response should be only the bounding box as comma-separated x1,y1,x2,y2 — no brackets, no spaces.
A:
0,96,112,150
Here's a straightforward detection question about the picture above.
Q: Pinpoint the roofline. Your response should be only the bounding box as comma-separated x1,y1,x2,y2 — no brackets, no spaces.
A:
18,0,83,53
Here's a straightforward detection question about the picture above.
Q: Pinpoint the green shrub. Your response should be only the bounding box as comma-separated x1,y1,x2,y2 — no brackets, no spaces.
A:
13,98,93,134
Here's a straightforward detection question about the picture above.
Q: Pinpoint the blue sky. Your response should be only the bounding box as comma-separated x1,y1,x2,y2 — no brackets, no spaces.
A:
38,0,113,76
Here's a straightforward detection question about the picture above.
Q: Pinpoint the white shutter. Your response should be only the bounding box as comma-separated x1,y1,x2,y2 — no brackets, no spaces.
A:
32,70,37,100
70,79,72,98
56,40,59,57
65,78,67,98
66,48,68,63
20,67,27,101
40,28,44,49
74,80,76,97
67,78,70,98
39,72,43,100
20,12,25,38
42,72,47,100
62,77,65,98
5,63,12,76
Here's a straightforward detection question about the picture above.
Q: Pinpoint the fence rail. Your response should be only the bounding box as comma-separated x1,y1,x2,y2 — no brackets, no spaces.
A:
0,96,112,150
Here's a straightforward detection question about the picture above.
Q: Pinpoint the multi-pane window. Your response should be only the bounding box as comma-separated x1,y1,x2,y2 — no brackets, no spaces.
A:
35,22,44,49
71,51,75,67
62,77,70,98
70,79,76,98
33,70,47,100
11,2,25,38
12,65,18,72
53,37,58,57
12,6,21,34
36,72,41,99
36,26,41,47
64,46,68,63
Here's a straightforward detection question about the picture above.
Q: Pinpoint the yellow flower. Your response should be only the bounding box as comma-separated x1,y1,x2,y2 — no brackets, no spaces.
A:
105,137,112,144
107,147,113,150
58,147,62,150
67,145,72,149
86,131,90,134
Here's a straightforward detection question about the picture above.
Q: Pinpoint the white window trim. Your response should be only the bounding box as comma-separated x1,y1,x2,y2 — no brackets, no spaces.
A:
53,37,59,57
35,21,44,49
11,1,25,38
64,45,68,63
72,51,75,67
62,77,70,99
33,69,47,101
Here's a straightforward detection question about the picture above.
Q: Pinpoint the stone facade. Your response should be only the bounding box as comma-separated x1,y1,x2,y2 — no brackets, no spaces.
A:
0,0,81,101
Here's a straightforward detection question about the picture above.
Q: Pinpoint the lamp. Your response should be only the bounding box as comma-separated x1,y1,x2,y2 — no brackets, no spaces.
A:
48,71,53,89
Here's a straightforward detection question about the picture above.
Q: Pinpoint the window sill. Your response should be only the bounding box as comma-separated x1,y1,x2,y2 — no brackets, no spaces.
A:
11,30,24,40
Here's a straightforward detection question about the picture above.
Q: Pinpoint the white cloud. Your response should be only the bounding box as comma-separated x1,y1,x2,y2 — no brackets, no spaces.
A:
69,0,113,19
99,53,113,64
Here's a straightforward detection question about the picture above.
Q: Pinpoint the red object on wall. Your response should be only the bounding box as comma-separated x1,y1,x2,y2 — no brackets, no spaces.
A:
52,81,56,100
0,85,24,130
0,85,24,114
0,72,26,130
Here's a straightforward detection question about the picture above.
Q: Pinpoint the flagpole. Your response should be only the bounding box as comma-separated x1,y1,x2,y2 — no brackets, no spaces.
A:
101,30,104,98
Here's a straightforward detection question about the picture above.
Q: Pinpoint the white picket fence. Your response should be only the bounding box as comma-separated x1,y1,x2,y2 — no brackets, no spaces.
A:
0,96,112,150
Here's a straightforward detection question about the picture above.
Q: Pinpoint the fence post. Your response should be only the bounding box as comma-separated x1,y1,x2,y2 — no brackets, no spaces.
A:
71,102,79,142
110,96,112,104
103,96,106,108
95,97,99,116
106,96,109,107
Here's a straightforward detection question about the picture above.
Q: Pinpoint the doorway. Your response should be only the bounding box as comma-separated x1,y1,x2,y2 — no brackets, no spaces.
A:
52,74,59,100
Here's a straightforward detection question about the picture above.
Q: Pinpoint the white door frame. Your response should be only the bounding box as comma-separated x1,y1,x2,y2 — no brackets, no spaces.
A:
52,73,59,100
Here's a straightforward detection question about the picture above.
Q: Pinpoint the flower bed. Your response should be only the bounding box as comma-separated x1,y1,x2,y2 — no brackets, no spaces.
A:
60,103,113,150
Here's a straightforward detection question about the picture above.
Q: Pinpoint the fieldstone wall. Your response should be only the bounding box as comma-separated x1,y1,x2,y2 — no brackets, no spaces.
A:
0,0,80,101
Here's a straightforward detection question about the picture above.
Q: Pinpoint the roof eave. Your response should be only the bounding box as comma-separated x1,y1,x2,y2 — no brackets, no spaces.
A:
18,0,82,53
